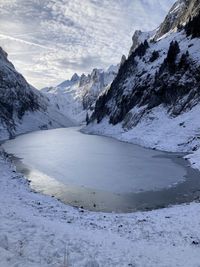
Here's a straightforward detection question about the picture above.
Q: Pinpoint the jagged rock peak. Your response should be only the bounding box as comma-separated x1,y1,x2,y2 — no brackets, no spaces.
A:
0,46,15,68
106,64,119,73
71,73,80,82
129,30,142,56
89,68,103,82
120,55,126,67
89,0,200,128
128,30,155,57
78,73,88,87
0,47,7,59
154,0,200,40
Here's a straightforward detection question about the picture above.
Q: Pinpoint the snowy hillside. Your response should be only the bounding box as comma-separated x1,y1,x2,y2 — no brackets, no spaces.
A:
42,65,118,124
86,0,200,166
0,47,74,140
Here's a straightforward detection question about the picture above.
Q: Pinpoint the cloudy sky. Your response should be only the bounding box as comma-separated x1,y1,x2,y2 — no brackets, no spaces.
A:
0,0,176,88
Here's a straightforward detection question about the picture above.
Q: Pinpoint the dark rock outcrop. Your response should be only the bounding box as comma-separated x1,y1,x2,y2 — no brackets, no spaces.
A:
0,47,72,138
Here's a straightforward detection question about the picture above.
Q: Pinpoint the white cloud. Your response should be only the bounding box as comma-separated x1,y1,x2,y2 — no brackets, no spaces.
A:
0,0,176,88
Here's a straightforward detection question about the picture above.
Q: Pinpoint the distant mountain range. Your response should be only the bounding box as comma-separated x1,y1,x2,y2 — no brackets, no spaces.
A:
41,65,118,124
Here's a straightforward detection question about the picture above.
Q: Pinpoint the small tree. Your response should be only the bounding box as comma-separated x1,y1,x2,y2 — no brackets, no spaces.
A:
150,51,159,62
135,40,149,58
185,11,200,38
178,51,189,70
86,112,89,125
163,41,180,73
166,41,180,64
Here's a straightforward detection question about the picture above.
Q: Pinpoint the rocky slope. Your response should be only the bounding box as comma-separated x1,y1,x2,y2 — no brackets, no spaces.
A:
83,5,200,253
42,65,118,124
155,0,200,40
0,47,74,140
87,0,200,154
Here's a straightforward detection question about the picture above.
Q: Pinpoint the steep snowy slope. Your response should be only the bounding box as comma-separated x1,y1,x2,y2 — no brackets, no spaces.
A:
155,0,200,40
0,47,74,140
42,65,118,124
86,0,200,161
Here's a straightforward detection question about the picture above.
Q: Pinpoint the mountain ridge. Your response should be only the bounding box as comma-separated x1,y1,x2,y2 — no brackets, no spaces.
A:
89,0,200,126
85,0,200,158
42,65,118,124
0,47,74,140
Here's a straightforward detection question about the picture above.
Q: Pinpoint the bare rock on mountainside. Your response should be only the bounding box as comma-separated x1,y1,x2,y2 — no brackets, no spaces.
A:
155,0,200,40
89,0,200,129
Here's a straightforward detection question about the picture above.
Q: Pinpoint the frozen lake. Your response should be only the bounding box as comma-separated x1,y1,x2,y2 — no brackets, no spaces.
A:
3,127,200,212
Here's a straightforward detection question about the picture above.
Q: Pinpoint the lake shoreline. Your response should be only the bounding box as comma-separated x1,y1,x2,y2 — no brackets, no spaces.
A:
2,127,200,214
1,146,200,266
8,150,200,213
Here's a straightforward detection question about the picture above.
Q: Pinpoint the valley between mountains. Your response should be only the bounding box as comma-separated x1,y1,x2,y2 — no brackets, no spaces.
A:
1,0,200,266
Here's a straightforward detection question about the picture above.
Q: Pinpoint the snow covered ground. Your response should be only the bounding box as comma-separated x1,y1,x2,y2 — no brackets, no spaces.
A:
1,150,200,267
1,106,200,267
1,99,200,267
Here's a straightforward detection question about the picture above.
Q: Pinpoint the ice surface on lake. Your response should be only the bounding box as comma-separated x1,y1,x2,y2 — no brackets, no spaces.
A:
3,127,186,194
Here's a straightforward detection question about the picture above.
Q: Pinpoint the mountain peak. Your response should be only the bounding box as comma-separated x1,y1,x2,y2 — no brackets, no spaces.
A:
154,0,200,40
89,0,200,129
120,55,126,67
0,47,7,60
129,30,155,56
71,73,80,82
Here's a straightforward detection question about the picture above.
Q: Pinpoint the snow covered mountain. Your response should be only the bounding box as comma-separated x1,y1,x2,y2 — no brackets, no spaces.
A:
0,47,74,140
155,0,200,40
42,65,118,124
86,0,200,159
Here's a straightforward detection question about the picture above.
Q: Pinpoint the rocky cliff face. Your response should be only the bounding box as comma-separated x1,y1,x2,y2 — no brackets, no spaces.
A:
89,0,200,131
0,47,73,140
155,0,200,40
129,30,155,56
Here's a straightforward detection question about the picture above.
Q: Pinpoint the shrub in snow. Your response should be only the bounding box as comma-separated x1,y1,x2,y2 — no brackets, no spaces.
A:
149,51,159,62
185,11,200,38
